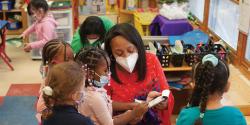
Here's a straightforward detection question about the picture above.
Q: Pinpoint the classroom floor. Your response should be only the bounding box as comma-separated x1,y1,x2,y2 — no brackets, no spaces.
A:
0,40,250,124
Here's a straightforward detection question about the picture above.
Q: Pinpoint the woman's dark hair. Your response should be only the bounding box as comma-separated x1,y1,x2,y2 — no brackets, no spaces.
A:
189,56,230,125
42,39,71,66
79,16,106,45
104,23,146,83
42,61,84,120
29,0,49,12
74,47,109,87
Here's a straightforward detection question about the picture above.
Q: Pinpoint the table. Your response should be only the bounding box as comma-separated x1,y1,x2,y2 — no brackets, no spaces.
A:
0,20,14,71
149,15,193,36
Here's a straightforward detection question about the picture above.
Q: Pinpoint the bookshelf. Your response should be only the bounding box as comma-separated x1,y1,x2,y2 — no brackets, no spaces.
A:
118,0,157,23
0,8,28,35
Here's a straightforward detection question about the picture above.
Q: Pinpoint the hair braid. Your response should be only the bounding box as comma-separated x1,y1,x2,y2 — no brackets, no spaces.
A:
192,61,215,125
42,39,70,65
75,47,109,87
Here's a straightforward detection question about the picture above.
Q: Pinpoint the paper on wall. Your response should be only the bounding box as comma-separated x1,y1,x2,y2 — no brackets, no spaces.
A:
239,0,250,34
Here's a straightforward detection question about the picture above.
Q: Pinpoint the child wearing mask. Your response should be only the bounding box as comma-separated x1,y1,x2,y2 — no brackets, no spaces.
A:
36,39,74,123
176,54,247,125
41,62,93,125
71,16,114,54
75,47,149,125
21,0,57,52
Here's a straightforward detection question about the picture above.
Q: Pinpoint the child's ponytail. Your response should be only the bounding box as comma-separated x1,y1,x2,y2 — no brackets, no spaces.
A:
193,61,215,125
41,86,55,120
190,54,229,125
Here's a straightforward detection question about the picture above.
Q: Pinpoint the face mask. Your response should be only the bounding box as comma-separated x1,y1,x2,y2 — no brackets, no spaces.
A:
93,73,110,88
88,39,99,44
42,65,48,79
115,52,138,73
75,91,84,105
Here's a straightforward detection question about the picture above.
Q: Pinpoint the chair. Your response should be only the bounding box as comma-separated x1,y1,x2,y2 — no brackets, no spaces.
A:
0,20,14,71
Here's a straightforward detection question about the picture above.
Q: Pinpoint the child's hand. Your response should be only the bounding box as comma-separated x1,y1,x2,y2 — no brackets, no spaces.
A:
24,44,32,52
131,102,148,118
129,115,143,125
19,34,25,39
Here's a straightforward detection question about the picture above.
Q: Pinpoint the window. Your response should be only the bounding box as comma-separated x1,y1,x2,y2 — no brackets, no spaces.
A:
208,0,239,50
245,29,250,61
188,0,205,22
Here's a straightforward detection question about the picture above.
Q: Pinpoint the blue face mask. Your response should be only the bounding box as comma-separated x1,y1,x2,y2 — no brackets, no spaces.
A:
93,73,110,88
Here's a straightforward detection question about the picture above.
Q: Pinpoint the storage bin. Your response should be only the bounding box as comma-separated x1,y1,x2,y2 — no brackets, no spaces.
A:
7,21,22,30
211,44,227,61
0,1,14,10
56,29,71,43
52,12,70,26
156,45,172,67
171,53,185,67
184,44,195,66
195,43,227,62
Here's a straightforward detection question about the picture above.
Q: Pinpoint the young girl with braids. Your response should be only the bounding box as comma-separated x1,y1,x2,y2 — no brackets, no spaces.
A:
74,47,149,125
41,61,94,125
176,54,246,125
36,39,74,123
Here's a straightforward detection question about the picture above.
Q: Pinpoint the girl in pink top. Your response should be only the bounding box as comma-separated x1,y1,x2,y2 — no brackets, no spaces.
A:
75,47,149,125
21,0,58,52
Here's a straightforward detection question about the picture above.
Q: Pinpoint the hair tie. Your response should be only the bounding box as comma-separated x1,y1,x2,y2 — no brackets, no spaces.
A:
43,86,53,96
200,113,204,119
202,54,218,67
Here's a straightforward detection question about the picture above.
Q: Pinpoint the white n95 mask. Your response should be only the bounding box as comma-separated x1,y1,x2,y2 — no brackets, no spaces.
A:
115,52,138,73
88,39,98,44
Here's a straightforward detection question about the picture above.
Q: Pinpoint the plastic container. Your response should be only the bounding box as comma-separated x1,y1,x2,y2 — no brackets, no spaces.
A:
56,29,71,43
184,44,195,66
195,43,227,62
52,11,70,26
0,1,14,10
171,53,184,67
7,21,22,30
157,45,172,67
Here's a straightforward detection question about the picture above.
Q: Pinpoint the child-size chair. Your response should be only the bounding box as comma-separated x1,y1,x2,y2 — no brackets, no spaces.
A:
0,20,14,71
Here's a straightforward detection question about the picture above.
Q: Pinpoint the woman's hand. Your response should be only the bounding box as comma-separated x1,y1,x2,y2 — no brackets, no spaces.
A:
147,91,168,110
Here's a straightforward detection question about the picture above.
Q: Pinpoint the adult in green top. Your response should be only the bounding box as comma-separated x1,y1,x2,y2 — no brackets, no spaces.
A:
176,54,247,125
71,16,114,54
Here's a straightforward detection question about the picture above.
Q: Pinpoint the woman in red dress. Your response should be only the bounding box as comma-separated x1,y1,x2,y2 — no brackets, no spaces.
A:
104,23,174,125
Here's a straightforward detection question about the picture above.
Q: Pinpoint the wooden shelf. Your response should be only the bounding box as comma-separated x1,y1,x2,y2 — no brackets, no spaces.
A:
0,9,22,13
119,9,134,15
0,8,28,35
7,28,25,35
163,62,192,72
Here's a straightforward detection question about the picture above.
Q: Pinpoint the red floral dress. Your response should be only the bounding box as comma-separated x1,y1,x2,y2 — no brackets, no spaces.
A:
105,53,174,125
